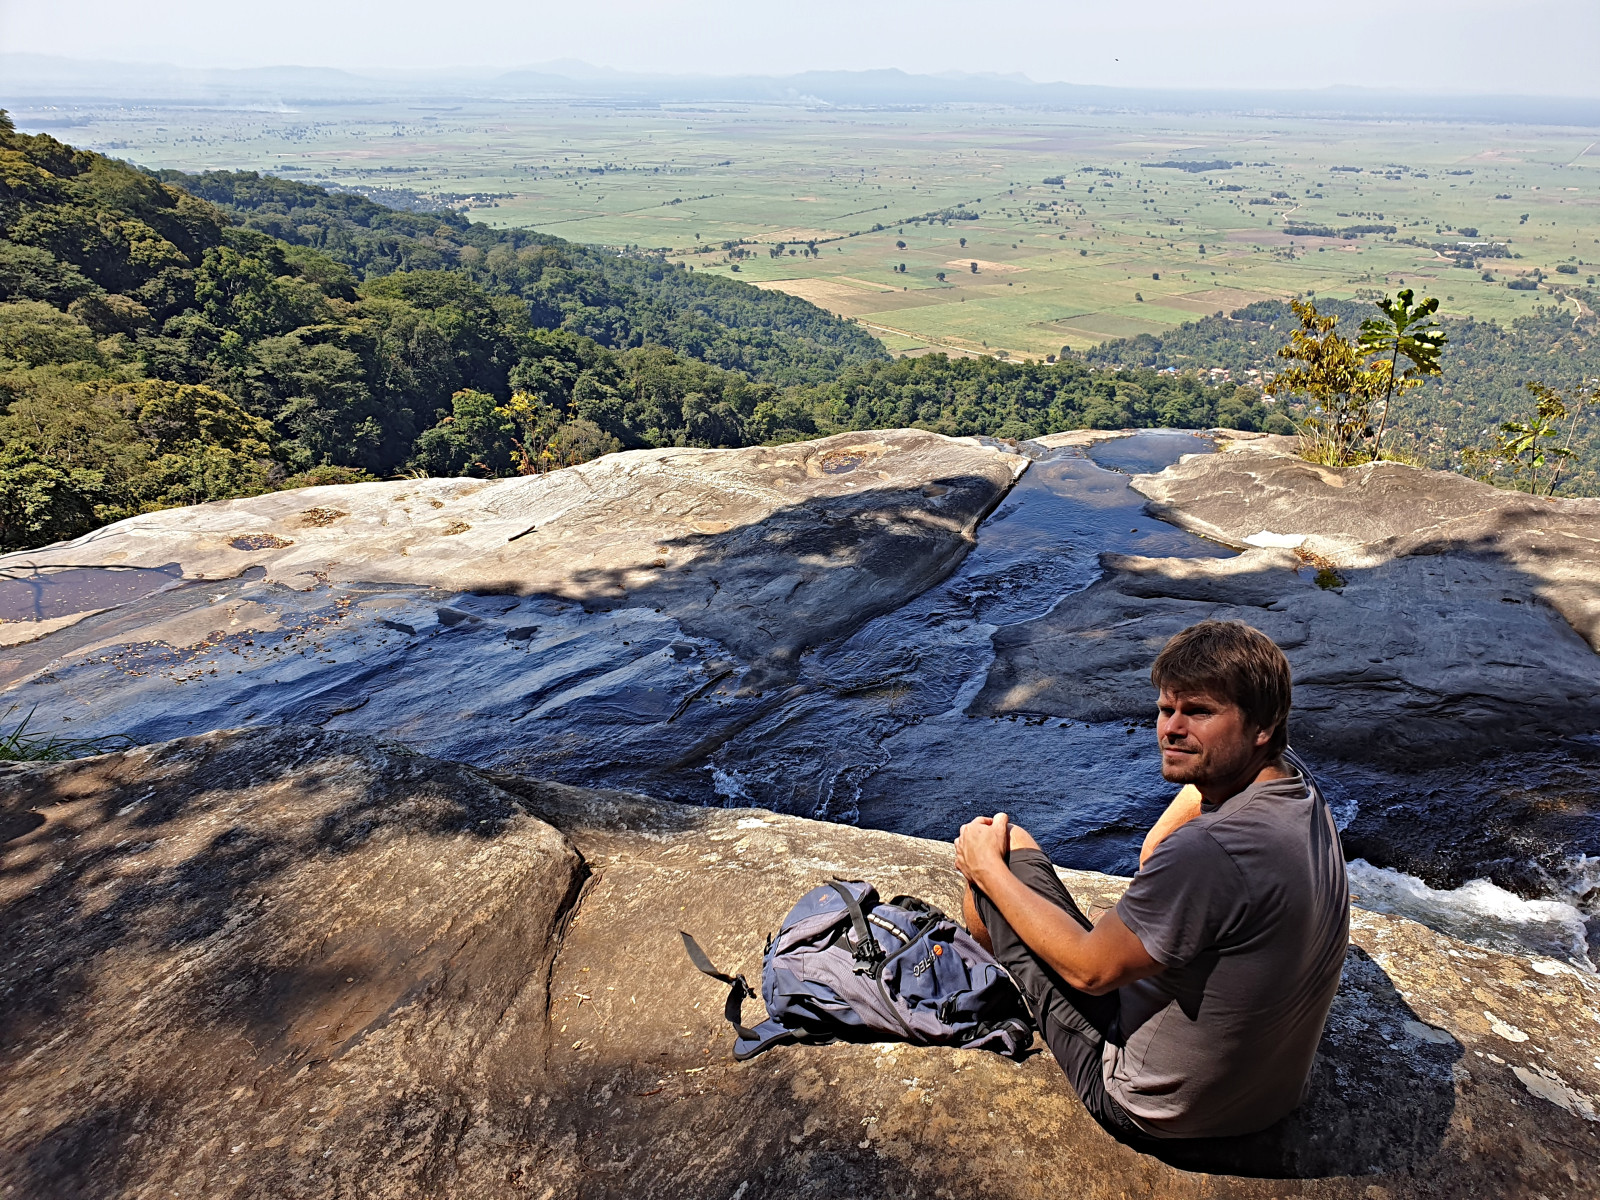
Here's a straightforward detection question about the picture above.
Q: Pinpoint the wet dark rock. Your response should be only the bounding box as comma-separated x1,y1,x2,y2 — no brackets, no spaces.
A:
1338,744,1600,900
3,728,1597,1198
973,542,1600,767
0,432,1220,863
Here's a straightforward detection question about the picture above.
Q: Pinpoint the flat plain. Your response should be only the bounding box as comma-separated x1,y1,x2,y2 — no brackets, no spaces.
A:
19,99,1600,359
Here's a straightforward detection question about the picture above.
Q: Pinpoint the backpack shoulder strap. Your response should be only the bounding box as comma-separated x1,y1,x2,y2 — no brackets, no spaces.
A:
827,879,886,973
733,1018,803,1061
681,930,825,1060
680,931,761,1043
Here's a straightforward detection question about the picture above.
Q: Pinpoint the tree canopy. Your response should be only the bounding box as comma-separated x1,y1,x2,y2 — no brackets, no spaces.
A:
161,168,882,386
1085,297,1600,490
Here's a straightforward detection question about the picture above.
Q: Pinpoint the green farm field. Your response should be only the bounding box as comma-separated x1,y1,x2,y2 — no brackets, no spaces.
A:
20,100,1600,359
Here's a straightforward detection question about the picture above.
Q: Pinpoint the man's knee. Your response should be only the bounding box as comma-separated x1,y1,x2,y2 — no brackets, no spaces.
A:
1008,822,1041,853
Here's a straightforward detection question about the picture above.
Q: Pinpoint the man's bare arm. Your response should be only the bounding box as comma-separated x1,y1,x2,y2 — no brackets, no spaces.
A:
955,814,1162,996
1140,783,1203,869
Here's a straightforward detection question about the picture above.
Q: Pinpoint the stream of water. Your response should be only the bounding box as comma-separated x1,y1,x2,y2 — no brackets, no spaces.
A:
0,563,184,623
710,429,1233,875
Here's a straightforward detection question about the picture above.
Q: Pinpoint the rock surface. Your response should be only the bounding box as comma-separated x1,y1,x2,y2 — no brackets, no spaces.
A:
976,434,1600,766
1,430,1022,689
1140,430,1600,650
0,431,1226,864
4,728,1600,1198
6,427,1600,936
0,428,1038,816
976,538,1600,765
969,435,1600,913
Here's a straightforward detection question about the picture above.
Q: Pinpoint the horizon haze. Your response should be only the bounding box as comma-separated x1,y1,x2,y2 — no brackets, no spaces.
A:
3,0,1599,99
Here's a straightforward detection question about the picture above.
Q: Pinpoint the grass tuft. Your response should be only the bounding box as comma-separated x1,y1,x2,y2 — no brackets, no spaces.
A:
0,707,134,763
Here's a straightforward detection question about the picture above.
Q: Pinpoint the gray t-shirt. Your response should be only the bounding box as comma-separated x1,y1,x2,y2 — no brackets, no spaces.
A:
1105,752,1349,1138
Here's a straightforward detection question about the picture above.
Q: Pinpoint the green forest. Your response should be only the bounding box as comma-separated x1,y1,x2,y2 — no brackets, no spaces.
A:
161,167,883,386
3,114,1592,553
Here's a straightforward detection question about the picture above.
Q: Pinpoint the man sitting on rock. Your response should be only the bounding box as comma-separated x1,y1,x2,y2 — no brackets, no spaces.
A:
955,619,1349,1141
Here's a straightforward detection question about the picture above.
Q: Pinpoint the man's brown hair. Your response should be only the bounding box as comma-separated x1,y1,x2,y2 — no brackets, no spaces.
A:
1150,620,1292,756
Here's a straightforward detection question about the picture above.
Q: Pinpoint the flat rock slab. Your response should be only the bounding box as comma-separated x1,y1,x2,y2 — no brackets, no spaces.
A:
1136,434,1600,648
1,430,1024,688
0,430,1023,810
4,729,1599,1198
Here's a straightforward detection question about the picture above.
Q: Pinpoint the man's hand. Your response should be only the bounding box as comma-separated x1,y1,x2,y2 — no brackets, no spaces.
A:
955,812,1012,889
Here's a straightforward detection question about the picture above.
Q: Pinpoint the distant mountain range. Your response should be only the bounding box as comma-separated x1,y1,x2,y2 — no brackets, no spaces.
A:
6,53,1600,125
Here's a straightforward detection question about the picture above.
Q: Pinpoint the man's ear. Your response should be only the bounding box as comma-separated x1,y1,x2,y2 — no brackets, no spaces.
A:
1253,724,1273,748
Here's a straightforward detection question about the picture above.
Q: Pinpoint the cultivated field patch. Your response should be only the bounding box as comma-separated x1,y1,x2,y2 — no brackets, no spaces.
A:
944,259,1030,274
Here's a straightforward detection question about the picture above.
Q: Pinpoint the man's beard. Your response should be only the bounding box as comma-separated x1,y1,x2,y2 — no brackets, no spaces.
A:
1160,738,1253,785
1159,742,1207,783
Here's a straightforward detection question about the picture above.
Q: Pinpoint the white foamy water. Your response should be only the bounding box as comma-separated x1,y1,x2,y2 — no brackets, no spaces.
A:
1348,859,1595,969
1557,854,1600,904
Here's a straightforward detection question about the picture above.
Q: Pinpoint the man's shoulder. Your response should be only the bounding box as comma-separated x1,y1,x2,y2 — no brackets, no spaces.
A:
1139,817,1240,874
1118,818,1250,951
1218,754,1322,818
1282,748,1322,792
1192,755,1340,881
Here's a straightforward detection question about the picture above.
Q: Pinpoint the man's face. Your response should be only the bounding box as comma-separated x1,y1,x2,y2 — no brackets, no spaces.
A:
1155,688,1270,785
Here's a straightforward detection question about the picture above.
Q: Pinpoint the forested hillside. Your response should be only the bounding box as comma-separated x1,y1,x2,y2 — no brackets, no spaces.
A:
775,354,1284,443
0,117,1283,551
160,169,882,386
1087,299,1600,491
0,115,876,549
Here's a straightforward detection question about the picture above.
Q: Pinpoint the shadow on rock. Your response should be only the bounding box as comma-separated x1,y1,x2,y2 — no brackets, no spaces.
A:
549,472,1007,689
1,728,587,1200
976,540,1600,771
0,726,545,1052
1139,947,1459,1178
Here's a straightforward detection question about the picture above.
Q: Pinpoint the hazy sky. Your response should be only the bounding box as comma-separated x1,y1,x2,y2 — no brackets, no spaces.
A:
4,0,1598,96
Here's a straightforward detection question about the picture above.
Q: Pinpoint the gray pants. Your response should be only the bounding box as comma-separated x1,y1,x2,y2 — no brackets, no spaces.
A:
970,849,1148,1140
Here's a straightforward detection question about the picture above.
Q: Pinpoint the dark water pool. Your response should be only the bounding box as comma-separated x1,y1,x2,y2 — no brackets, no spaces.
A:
1086,428,1219,476
0,564,185,624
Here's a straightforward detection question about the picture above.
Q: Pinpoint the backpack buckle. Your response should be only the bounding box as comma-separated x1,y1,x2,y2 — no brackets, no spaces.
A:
851,936,886,975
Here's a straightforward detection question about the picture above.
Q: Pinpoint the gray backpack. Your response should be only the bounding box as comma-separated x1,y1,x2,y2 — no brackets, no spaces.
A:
683,879,1033,1060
